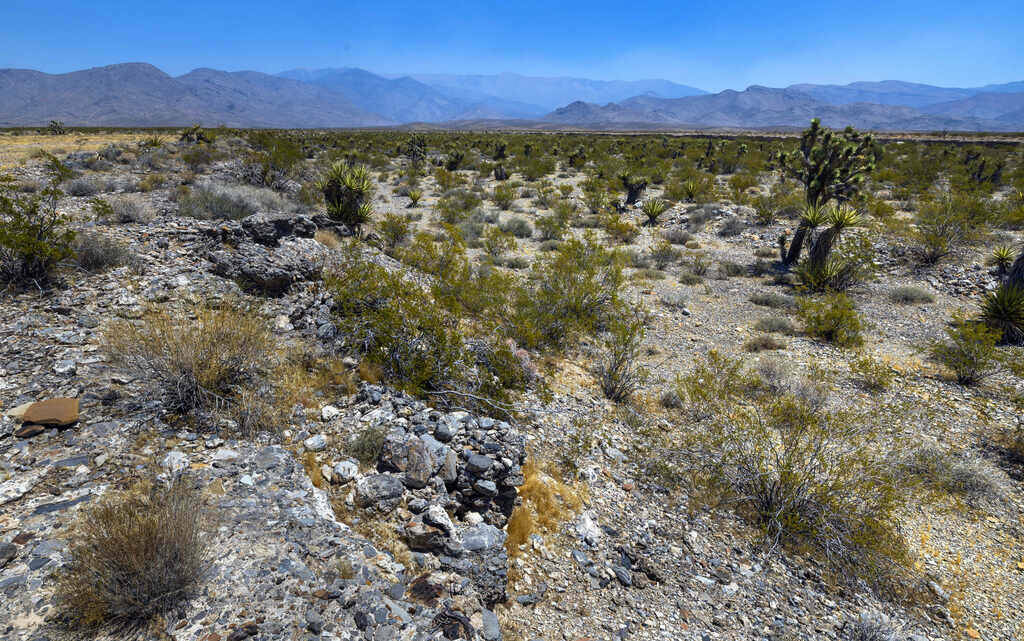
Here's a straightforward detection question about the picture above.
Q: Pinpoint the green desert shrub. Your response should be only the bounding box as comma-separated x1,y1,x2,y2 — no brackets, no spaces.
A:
378,212,412,249
500,216,533,239
493,182,516,210
797,293,864,347
650,240,682,269
929,314,1003,384
0,159,76,288
849,353,894,391
509,234,625,351
670,351,911,590
348,426,387,466
55,477,208,629
596,309,649,403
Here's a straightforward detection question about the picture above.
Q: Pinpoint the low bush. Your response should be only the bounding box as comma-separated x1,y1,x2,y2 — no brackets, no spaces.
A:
754,317,796,335
894,447,1002,504
750,292,794,309
500,216,533,239
1,159,76,288
104,301,281,432
662,228,691,245
929,314,1002,384
93,196,150,224
650,239,682,269
849,353,894,391
596,309,649,402
797,293,864,348
493,182,517,209
348,425,387,466
718,217,744,237
378,212,412,249
668,351,912,590
743,334,786,352
889,285,934,305
55,477,208,629
64,177,99,197
177,183,295,220
73,232,133,272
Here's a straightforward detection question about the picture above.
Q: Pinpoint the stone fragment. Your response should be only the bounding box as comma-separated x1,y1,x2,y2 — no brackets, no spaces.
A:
21,398,79,427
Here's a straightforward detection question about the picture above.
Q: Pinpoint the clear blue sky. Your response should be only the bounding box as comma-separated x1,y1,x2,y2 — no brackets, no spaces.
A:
2,0,1021,91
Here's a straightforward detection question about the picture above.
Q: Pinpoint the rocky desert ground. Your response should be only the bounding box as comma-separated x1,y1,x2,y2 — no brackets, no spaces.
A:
1,125,1023,641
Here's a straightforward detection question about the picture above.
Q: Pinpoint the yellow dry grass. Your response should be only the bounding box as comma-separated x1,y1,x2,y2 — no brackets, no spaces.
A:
0,132,150,168
505,457,586,557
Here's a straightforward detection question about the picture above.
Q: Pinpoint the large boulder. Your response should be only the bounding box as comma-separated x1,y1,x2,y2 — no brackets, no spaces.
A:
207,237,326,296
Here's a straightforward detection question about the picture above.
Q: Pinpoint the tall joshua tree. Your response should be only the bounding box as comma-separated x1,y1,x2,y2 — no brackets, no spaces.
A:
777,119,878,266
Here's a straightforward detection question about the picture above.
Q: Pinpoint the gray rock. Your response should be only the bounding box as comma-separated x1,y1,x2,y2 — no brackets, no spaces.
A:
462,524,505,552
303,433,327,451
467,453,493,474
355,474,405,510
332,459,359,483
480,608,501,641
404,438,433,489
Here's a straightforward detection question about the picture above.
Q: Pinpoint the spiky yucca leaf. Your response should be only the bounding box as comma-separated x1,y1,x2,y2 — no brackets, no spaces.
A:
981,284,1024,345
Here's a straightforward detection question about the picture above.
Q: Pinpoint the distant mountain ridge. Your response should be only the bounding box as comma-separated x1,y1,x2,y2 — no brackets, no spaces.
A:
0,63,389,127
543,84,1024,131
0,62,1021,131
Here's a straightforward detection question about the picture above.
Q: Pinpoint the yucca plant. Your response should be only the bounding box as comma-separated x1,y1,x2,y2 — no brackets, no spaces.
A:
317,163,375,233
407,188,423,207
641,198,669,226
981,284,1024,345
992,245,1015,276
779,203,829,265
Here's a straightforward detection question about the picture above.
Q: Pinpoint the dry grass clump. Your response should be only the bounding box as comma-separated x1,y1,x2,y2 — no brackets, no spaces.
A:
55,477,208,629
505,458,585,557
73,231,133,272
104,301,281,433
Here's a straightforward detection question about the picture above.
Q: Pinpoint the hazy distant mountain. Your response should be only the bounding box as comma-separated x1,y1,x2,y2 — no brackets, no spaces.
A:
2,62,1021,131
278,67,543,122
919,92,1024,122
544,86,1012,131
0,63,390,127
406,72,707,111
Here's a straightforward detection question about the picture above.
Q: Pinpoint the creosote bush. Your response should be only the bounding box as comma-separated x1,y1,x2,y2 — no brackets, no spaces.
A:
55,477,208,629
596,308,649,402
797,292,864,347
0,157,76,288
929,314,1003,385
664,351,914,592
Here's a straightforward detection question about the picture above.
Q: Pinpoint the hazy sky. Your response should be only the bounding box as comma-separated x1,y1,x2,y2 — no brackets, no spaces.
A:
2,0,1021,91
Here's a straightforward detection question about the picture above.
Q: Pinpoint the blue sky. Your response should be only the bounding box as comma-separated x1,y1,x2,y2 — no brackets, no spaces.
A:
2,0,1021,91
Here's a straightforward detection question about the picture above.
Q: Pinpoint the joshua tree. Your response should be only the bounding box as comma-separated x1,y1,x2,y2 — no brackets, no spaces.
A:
317,162,375,234
777,119,878,208
619,172,648,206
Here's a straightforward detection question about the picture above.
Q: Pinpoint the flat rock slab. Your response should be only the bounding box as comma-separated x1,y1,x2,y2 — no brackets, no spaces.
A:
20,398,78,427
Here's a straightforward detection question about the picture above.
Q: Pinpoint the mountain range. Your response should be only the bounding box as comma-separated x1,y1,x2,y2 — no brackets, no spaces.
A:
1,62,1022,132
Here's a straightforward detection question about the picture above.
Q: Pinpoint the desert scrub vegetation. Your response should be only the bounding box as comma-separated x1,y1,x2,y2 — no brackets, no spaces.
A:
928,314,1004,385
649,351,917,594
55,476,208,629
505,458,585,557
797,292,864,347
318,162,375,233
104,301,297,433
72,232,134,273
889,285,934,305
596,308,649,402
0,155,75,289
980,283,1024,344
177,182,297,220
